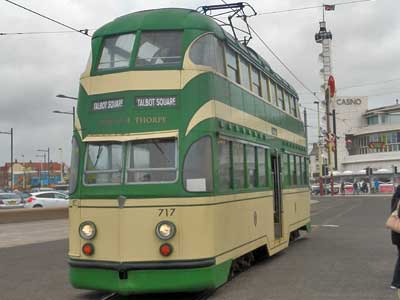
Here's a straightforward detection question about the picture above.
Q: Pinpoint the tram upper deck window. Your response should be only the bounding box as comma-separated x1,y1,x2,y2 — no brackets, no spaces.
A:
98,33,135,70
127,138,177,183
84,143,122,185
189,33,225,74
135,31,182,67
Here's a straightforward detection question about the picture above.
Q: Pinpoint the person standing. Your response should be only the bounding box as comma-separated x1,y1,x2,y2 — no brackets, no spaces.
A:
390,185,400,290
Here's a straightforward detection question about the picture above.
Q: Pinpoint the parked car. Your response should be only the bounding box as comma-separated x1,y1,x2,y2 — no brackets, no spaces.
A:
25,191,69,208
30,187,55,193
0,192,25,209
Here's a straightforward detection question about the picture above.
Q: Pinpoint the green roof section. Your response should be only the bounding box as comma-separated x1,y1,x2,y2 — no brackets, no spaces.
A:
93,8,224,39
92,7,298,97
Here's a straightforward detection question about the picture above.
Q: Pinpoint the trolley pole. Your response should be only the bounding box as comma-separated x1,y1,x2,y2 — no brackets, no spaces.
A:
326,89,334,196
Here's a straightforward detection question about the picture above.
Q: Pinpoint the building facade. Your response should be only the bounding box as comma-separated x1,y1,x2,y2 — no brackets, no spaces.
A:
0,161,65,190
310,97,400,179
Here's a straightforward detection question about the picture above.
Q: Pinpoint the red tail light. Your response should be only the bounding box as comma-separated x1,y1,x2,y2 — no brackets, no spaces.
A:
82,243,95,256
160,243,173,257
27,197,34,203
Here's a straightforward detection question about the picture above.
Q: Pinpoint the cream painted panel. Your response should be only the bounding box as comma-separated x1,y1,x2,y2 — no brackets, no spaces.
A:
68,200,81,258
80,208,120,261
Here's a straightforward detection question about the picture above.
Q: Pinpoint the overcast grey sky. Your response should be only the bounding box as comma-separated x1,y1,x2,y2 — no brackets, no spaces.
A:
0,0,397,166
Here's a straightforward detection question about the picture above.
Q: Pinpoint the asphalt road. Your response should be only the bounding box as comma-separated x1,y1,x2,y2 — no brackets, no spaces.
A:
0,195,397,300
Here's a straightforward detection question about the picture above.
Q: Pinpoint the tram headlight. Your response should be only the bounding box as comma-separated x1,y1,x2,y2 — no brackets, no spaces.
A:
79,221,96,240
155,221,176,240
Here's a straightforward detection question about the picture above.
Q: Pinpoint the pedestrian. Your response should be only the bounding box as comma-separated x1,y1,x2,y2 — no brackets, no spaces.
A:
390,185,400,290
375,179,380,193
340,182,345,195
353,181,357,195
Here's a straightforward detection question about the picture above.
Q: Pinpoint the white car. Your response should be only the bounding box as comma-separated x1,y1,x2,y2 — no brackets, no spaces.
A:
0,193,25,209
25,191,69,208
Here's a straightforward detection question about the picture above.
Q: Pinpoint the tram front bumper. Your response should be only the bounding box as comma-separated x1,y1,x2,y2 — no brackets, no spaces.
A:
69,259,231,295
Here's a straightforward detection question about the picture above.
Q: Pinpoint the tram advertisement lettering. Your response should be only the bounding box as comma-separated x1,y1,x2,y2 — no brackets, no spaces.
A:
135,116,167,124
92,99,124,111
135,96,177,108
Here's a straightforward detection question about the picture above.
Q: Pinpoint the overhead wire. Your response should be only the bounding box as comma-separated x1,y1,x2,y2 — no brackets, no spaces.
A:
0,29,95,36
258,0,373,15
3,0,91,37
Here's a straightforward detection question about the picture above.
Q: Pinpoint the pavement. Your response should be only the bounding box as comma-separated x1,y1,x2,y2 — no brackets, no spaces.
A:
0,196,397,300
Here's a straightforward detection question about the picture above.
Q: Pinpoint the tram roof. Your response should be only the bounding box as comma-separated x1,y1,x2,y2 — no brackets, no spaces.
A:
93,8,298,97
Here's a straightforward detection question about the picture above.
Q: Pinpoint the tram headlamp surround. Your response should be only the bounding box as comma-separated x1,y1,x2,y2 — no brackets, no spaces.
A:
155,221,176,240
79,221,96,240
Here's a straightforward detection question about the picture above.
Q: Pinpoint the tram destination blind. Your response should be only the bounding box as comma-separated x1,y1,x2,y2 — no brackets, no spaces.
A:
135,96,177,108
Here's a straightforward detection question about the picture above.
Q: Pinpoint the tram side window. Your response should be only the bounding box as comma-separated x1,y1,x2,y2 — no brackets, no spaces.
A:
218,139,232,190
290,155,296,185
226,47,240,83
261,76,271,102
291,96,298,117
135,31,183,67
84,143,122,185
98,33,136,70
247,145,256,188
303,157,309,184
69,137,79,193
297,156,302,185
239,58,251,90
282,154,290,186
277,86,285,110
189,34,225,74
270,81,278,106
183,137,213,192
251,67,262,96
127,138,177,183
257,147,266,186
232,142,245,189
284,92,291,113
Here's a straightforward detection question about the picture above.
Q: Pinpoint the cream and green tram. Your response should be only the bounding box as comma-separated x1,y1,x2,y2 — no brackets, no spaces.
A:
68,8,311,295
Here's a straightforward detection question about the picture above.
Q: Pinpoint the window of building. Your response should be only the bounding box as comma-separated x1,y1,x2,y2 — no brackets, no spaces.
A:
367,115,379,125
126,138,177,183
135,31,183,67
257,147,266,186
247,145,257,188
98,33,136,70
239,58,251,90
84,143,122,185
226,47,239,83
189,33,225,74
232,142,245,189
183,136,213,192
251,67,262,96
218,139,232,190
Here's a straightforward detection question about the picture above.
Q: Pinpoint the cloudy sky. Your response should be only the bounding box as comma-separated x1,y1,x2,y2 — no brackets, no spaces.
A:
0,0,397,166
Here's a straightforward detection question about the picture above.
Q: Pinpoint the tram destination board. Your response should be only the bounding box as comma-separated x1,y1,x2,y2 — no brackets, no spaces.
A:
135,96,177,108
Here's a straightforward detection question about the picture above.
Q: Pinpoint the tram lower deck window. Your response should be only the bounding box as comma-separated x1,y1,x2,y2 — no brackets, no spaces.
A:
126,138,177,183
84,143,123,185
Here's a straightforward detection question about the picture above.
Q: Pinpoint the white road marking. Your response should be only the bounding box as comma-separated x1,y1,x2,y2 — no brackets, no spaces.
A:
312,224,340,228
0,219,68,249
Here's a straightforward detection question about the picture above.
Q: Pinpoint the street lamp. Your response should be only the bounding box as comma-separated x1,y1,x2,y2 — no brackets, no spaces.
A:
58,147,64,183
314,101,324,196
0,128,13,190
37,148,50,187
53,107,75,127
56,94,78,100
36,153,46,188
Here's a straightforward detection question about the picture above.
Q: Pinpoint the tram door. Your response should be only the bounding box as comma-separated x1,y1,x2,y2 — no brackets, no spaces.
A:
271,153,283,240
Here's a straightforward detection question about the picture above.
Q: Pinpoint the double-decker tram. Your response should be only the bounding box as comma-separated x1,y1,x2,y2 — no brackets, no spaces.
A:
68,7,311,295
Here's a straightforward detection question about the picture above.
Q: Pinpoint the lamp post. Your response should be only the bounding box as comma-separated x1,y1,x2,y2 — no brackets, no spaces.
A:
56,94,78,100
37,148,50,187
0,128,13,190
58,147,64,183
314,101,324,196
36,153,46,187
53,108,75,126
